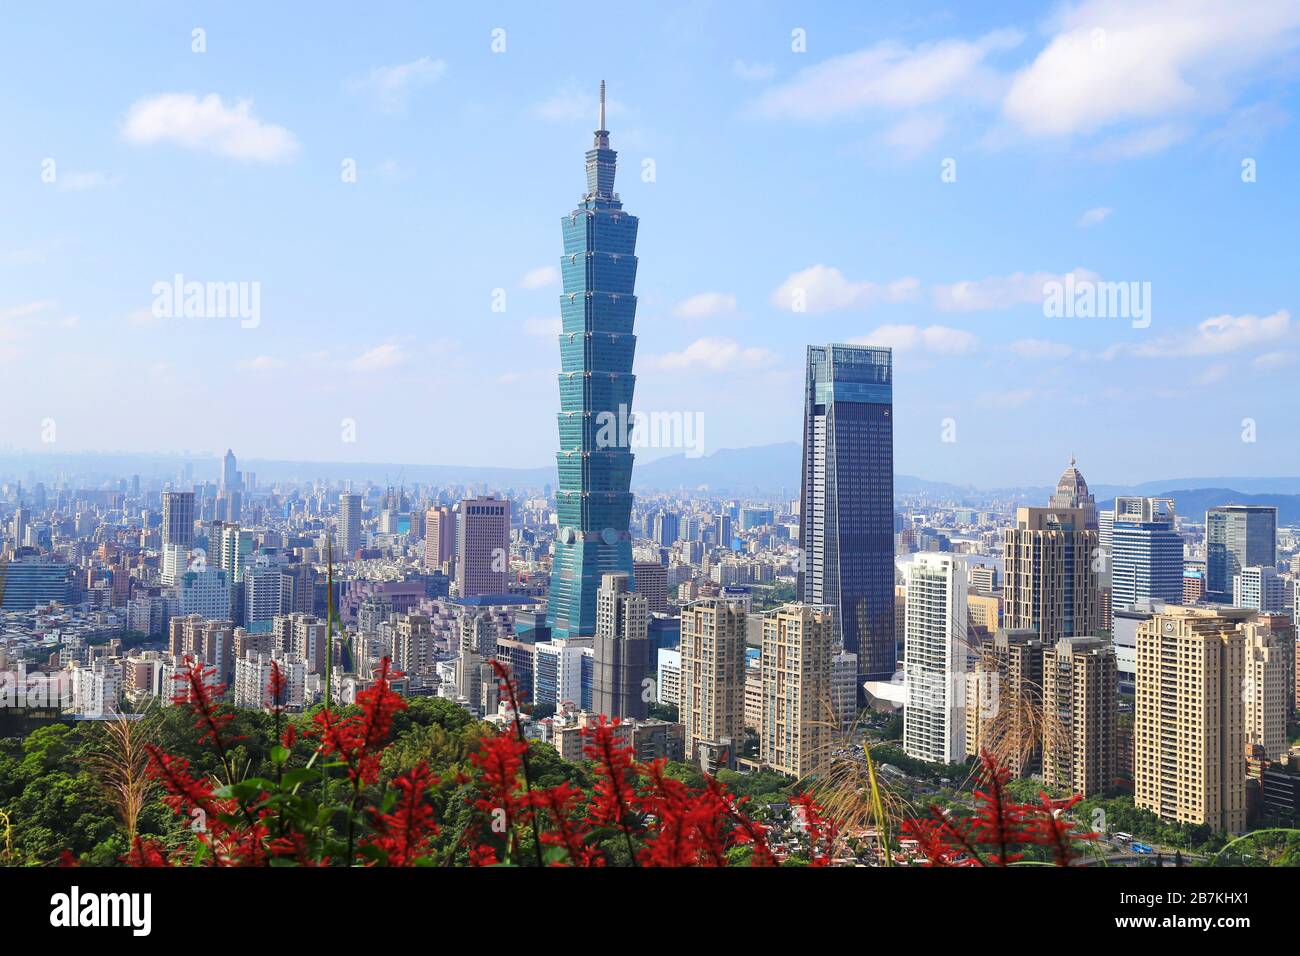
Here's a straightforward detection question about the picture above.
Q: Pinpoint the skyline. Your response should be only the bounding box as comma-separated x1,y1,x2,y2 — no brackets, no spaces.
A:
3,1,1300,487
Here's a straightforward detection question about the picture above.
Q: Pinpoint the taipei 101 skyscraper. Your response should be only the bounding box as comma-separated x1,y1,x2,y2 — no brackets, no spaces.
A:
547,82,639,639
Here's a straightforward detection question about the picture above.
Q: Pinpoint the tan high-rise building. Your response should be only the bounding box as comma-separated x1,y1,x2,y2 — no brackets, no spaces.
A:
1135,607,1247,833
424,505,455,573
679,594,749,771
760,603,835,778
1042,636,1116,798
966,627,1043,774
1003,506,1100,644
1242,621,1287,762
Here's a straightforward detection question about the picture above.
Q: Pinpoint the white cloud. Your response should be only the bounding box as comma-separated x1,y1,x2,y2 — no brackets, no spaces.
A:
1253,350,1296,370
771,265,920,313
524,316,562,337
520,266,560,289
121,93,299,163
753,30,1022,120
733,60,776,82
882,113,948,155
238,355,284,372
650,337,778,372
1076,206,1112,227
673,292,738,319
536,83,624,123
0,300,56,322
932,268,1098,312
350,343,405,372
1087,123,1191,159
1003,0,1300,139
1010,339,1074,359
1177,310,1291,356
350,57,446,113
854,324,978,355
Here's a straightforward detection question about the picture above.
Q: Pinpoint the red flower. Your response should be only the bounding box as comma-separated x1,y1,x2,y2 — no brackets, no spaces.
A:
582,718,639,832
124,836,169,867
312,656,407,787
363,762,440,866
530,782,600,866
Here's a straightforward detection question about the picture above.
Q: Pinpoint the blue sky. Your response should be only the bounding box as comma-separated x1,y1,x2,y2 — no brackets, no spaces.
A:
1,0,1298,487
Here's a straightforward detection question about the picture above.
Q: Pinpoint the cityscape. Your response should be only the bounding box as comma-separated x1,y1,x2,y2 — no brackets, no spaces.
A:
2,1,1299,929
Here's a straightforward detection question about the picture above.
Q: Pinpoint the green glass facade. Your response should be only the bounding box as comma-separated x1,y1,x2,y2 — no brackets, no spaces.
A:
548,90,638,639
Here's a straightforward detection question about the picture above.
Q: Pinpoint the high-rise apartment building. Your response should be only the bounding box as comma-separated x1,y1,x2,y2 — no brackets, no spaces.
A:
592,572,650,721
1134,606,1248,833
547,83,638,640
1242,621,1288,762
799,344,894,679
423,505,455,572
902,554,968,765
1111,496,1183,609
456,496,510,597
1042,636,1116,798
1206,505,1277,602
652,511,680,548
1003,506,1100,644
967,628,1044,775
679,593,748,771
337,493,363,557
760,603,835,778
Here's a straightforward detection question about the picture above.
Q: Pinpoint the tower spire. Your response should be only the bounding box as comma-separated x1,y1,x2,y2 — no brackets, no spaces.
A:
599,79,606,131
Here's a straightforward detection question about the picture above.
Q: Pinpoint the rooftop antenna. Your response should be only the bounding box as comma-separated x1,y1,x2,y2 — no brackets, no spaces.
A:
599,79,606,131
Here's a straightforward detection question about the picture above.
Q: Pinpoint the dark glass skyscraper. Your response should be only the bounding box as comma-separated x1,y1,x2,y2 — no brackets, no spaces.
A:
548,83,638,639
1206,504,1278,601
799,344,895,679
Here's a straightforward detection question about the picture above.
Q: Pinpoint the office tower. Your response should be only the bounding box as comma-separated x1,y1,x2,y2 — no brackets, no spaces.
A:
244,561,291,630
902,554,968,765
1097,508,1115,556
1048,457,1098,529
1242,622,1288,762
1183,567,1206,604
1003,506,1100,644
424,505,455,571
715,514,733,548
219,525,254,584
679,593,749,771
178,566,233,621
1111,497,1183,608
967,628,1044,774
456,495,510,597
740,507,775,531
592,572,650,720
969,564,997,594
1233,565,1286,612
760,603,835,778
0,556,71,610
1206,505,1278,601
652,511,680,548
532,640,588,708
1041,636,1116,798
548,83,638,640
162,491,195,549
338,493,363,557
9,507,29,546
799,344,895,679
221,448,239,492
632,560,668,613
1135,607,1247,833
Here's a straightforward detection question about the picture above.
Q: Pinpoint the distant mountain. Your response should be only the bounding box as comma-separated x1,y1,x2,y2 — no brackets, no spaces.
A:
633,443,801,496
1135,488,1300,525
